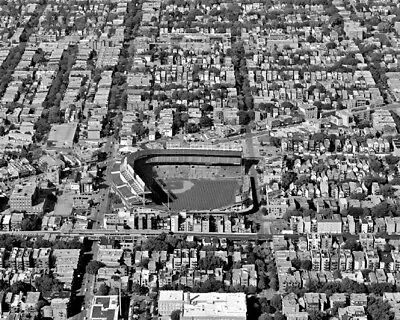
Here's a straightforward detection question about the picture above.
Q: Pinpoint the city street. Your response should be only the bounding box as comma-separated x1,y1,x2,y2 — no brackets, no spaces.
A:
76,136,118,320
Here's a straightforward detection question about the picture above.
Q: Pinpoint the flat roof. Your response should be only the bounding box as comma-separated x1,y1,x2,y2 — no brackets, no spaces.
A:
90,295,119,320
159,290,184,302
182,292,246,318
48,123,78,148
53,193,74,216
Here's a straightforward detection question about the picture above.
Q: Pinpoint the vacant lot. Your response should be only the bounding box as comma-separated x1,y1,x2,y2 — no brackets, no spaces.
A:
165,179,240,211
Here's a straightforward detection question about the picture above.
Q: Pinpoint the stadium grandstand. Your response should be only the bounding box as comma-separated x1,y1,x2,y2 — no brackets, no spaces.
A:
165,141,243,152
150,164,241,180
111,158,151,208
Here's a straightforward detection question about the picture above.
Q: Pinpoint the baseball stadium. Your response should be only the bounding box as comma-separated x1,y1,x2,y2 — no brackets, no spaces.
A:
111,145,248,211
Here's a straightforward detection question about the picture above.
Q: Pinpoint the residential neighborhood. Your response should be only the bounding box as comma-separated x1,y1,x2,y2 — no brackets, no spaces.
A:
0,0,400,320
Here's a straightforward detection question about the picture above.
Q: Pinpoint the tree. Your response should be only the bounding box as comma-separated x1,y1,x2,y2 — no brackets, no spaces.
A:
201,104,213,113
194,278,224,293
274,311,287,320
10,281,31,294
312,132,327,143
270,136,281,148
98,283,110,295
326,42,337,50
309,310,326,320
34,117,51,141
139,286,149,295
384,243,395,252
371,201,393,218
131,283,141,294
281,172,297,190
48,106,62,124
340,56,360,66
349,193,367,201
258,276,267,290
247,285,257,295
35,275,62,297
259,314,273,320
386,155,400,165
171,310,181,320
141,233,173,252
307,35,317,43
291,258,300,270
199,115,213,128
21,217,41,231
181,113,189,124
370,159,383,172
132,123,148,139
342,239,361,251
86,260,105,275
269,274,279,291
187,123,200,133
330,13,343,26
340,278,367,294
379,184,395,198
270,295,282,311
281,101,293,109
300,260,312,271
366,296,394,320
347,207,364,218
259,103,275,113
377,21,391,33
333,270,342,279
198,255,224,270
238,111,251,125
368,283,396,296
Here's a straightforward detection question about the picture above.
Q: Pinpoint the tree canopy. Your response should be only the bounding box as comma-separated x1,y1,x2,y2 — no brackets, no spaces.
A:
86,260,105,275
199,115,213,128
98,283,110,295
35,274,63,297
198,255,225,270
171,310,181,320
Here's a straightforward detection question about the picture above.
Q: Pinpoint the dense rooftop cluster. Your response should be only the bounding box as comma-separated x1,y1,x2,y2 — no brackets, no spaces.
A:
1,0,400,319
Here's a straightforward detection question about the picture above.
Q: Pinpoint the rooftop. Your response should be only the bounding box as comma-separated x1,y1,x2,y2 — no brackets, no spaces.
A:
182,292,246,319
90,295,119,320
11,183,37,197
47,123,78,149
159,290,184,302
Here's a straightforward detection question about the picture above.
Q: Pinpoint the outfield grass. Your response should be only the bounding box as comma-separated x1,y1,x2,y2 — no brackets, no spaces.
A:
165,179,240,211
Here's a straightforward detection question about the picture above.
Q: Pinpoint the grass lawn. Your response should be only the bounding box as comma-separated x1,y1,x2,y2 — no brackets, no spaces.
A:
165,179,240,211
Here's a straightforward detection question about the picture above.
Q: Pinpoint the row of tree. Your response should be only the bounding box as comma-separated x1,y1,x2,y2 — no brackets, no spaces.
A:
0,234,82,251
288,277,400,297
34,45,78,142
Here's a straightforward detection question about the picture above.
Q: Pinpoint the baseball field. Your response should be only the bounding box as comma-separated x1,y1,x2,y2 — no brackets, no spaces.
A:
165,179,240,211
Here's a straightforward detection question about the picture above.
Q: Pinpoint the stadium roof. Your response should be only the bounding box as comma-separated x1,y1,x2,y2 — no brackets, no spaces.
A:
127,148,242,164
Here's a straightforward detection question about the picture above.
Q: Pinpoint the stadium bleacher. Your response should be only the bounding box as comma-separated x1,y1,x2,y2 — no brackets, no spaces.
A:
144,155,241,165
120,168,145,195
152,164,241,180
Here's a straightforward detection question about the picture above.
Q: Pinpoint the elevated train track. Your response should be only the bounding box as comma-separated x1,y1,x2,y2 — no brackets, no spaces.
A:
3,229,258,240
0,229,395,242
